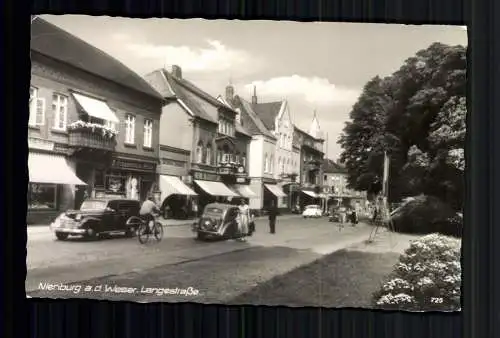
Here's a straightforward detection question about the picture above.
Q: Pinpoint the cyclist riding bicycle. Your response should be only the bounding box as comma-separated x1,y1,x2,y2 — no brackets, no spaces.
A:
139,196,160,233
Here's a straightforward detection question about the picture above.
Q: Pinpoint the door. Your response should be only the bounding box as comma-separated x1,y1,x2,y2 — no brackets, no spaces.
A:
140,179,152,202
115,201,131,231
101,200,120,232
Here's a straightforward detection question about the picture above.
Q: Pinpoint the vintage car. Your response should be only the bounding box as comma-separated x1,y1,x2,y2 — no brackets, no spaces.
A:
191,203,246,241
302,204,323,218
50,198,141,241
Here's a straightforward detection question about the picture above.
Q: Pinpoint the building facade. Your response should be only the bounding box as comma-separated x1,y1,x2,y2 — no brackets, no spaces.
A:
322,159,368,211
145,66,254,217
225,88,293,213
293,113,326,211
27,18,164,224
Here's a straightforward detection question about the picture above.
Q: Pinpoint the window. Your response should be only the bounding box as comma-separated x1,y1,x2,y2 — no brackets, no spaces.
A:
324,175,328,181
287,158,290,172
205,144,212,165
270,155,274,173
281,158,285,173
241,153,247,169
52,94,68,130
143,119,153,148
217,148,222,165
196,142,203,163
27,183,57,210
278,157,282,173
29,87,45,126
264,154,269,173
125,114,136,144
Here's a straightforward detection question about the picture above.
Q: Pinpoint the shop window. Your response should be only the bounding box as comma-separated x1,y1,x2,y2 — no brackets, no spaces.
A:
28,183,57,210
106,173,126,194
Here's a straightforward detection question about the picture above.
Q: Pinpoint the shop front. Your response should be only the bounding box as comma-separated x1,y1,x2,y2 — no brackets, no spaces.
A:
263,178,287,210
191,169,240,215
27,151,87,225
158,175,198,219
78,156,159,203
300,187,321,211
218,163,256,205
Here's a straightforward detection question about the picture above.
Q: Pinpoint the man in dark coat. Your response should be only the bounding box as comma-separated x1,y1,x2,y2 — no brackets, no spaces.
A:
268,200,278,234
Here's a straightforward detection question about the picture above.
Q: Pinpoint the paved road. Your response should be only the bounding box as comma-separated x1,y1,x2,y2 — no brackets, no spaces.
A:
27,217,375,300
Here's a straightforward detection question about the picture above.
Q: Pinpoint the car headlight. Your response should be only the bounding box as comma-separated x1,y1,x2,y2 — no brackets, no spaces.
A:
75,214,82,221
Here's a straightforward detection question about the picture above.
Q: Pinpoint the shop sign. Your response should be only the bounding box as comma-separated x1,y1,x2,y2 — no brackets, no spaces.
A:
112,159,155,171
192,171,220,181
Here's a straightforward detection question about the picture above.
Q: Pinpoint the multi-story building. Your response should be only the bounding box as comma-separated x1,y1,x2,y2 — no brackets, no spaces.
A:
322,158,368,211
293,113,326,211
144,66,254,217
27,18,164,224
225,87,297,212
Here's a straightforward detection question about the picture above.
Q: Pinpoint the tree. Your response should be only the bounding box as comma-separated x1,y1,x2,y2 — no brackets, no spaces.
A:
338,42,466,208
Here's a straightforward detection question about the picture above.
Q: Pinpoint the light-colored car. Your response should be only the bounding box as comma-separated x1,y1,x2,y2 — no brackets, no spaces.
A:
302,205,323,218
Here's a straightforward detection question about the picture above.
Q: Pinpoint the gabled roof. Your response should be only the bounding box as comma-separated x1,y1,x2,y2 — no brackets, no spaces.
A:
294,125,324,142
251,101,283,131
161,70,218,123
216,95,252,138
234,96,276,139
323,158,348,174
31,17,163,101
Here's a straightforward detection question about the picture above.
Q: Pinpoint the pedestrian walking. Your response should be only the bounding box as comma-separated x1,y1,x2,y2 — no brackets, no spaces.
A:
238,199,250,241
268,200,278,234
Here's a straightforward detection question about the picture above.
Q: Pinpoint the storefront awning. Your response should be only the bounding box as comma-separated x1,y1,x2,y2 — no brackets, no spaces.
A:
194,180,240,197
159,175,197,201
302,190,319,198
29,152,87,185
232,185,257,198
72,92,119,123
264,184,287,198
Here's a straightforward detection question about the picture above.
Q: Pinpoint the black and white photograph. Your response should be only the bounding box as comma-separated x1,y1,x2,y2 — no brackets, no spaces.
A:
27,15,466,311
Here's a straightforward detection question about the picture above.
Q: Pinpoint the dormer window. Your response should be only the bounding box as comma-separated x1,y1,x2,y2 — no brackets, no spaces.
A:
218,118,234,137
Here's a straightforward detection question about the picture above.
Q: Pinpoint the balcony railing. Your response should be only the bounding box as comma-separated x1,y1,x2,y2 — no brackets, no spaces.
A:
67,121,117,152
68,129,117,151
216,161,247,176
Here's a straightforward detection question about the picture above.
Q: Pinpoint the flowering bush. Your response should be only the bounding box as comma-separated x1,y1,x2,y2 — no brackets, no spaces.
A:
68,120,119,139
372,233,461,311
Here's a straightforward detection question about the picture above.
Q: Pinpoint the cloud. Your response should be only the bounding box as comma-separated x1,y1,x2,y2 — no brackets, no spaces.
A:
123,38,255,73
243,75,361,106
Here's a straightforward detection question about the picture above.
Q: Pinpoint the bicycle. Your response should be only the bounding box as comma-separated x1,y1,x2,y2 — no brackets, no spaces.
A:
126,214,163,244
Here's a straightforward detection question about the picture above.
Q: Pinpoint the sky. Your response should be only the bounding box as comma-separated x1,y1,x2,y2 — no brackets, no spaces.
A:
40,15,467,160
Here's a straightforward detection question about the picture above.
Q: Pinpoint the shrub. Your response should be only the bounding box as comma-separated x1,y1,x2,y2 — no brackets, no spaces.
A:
391,195,462,237
372,233,461,311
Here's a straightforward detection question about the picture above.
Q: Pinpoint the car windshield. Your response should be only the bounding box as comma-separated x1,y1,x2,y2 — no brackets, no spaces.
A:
80,200,108,210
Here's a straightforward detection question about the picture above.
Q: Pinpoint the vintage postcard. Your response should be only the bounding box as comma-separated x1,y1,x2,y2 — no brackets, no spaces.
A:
27,15,466,311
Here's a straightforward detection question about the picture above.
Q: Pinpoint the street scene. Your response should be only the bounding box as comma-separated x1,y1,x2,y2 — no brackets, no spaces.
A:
27,16,465,310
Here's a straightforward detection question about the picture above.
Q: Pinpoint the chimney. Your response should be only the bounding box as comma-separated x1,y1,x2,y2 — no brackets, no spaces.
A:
171,65,182,79
225,84,234,104
251,85,257,104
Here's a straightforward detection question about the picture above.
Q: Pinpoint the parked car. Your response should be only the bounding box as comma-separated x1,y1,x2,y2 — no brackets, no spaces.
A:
191,203,246,241
50,198,141,241
302,204,323,218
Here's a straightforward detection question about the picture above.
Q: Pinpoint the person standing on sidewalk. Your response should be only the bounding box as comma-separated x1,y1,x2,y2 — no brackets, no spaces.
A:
238,199,250,241
267,200,278,234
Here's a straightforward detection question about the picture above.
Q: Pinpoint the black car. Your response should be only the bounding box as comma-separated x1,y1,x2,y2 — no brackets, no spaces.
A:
191,203,246,241
50,198,141,241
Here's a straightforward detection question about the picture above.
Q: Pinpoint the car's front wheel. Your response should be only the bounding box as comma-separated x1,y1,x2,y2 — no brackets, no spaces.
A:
55,232,68,241
85,228,99,240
